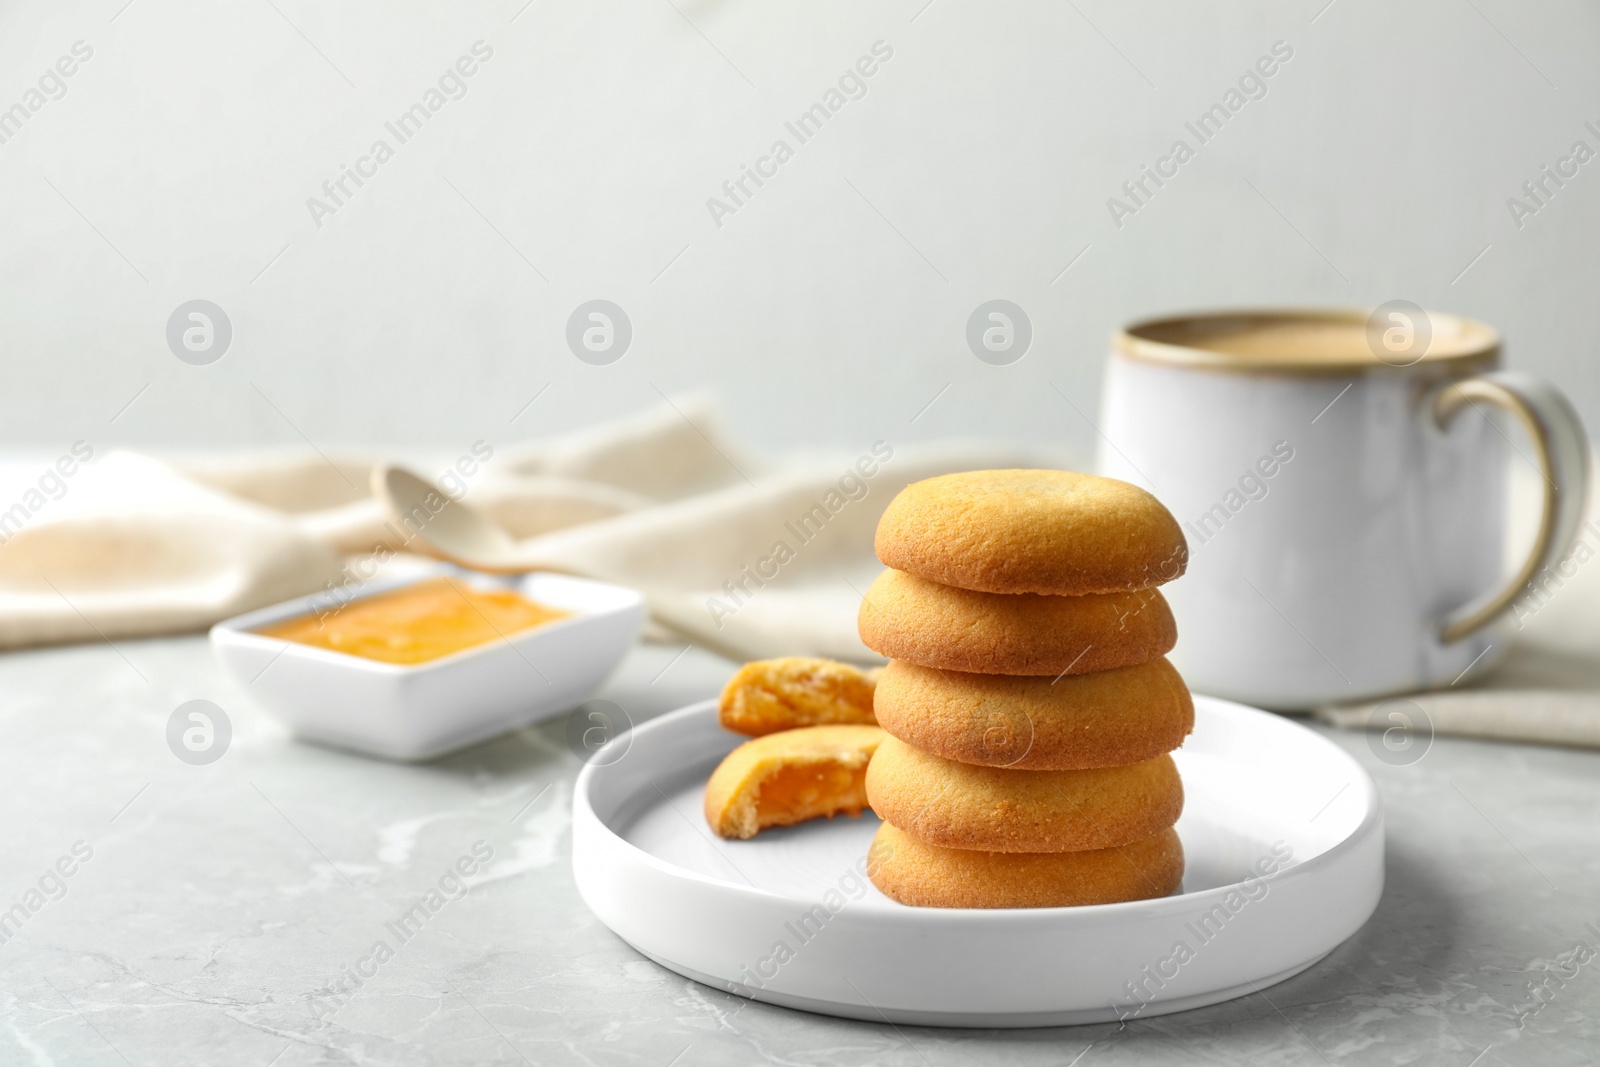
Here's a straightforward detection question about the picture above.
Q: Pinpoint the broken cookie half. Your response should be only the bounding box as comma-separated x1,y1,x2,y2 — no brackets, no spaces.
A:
717,657,880,737
705,724,886,840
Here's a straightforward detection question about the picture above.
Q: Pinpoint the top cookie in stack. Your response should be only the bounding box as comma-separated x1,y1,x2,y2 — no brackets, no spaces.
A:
858,469,1193,909
874,469,1188,596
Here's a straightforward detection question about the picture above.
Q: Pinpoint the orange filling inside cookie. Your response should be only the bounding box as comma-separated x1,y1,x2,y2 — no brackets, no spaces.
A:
755,762,867,823
704,725,884,839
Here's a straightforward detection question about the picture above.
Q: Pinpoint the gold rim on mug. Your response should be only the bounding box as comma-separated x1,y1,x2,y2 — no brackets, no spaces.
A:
1114,307,1500,375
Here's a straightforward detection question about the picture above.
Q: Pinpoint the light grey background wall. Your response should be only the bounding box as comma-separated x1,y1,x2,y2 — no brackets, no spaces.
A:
1,0,1596,457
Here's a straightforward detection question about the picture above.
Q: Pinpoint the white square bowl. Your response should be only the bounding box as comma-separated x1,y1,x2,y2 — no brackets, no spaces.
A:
210,566,645,761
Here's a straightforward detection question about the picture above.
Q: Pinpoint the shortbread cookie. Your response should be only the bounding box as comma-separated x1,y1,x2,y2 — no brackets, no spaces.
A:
718,657,878,737
872,658,1192,770
869,823,1184,909
874,470,1187,595
865,736,1182,852
705,725,885,840
857,569,1176,676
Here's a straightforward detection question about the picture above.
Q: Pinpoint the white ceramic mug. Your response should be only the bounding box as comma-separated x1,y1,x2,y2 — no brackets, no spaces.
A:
1097,308,1590,710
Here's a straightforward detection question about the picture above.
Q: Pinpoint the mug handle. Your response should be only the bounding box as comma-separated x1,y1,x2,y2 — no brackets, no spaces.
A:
1433,370,1591,641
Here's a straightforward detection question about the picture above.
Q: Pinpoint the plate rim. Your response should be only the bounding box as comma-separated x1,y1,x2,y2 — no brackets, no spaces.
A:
573,693,1383,922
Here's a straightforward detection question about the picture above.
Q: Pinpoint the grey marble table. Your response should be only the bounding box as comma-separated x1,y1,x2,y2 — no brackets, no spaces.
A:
1,634,1595,1067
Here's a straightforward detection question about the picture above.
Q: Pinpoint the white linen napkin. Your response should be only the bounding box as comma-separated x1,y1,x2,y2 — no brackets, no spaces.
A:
0,452,347,648
0,397,1049,660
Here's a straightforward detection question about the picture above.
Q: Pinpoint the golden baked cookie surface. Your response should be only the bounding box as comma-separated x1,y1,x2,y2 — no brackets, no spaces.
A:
717,657,878,737
865,736,1182,853
857,569,1176,676
868,822,1184,908
704,724,885,840
874,469,1187,595
873,658,1193,770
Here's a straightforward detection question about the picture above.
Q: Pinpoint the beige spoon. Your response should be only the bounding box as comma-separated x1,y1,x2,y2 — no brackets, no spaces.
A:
372,464,775,663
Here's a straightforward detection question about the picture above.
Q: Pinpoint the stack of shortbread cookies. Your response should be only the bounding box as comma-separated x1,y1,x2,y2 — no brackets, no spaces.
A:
859,470,1193,908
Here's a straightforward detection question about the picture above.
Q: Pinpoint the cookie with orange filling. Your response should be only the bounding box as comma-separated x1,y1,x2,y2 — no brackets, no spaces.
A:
718,657,879,737
705,724,886,840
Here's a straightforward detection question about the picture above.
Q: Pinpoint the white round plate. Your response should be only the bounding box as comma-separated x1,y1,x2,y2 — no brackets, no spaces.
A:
572,695,1383,1027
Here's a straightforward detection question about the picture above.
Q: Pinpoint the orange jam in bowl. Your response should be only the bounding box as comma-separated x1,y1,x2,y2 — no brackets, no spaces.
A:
257,577,569,665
